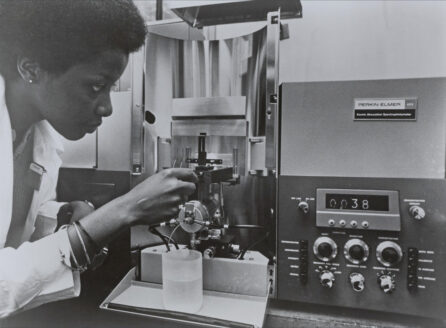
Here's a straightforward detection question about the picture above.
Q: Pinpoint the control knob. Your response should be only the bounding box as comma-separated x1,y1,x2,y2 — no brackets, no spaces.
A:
409,205,425,220
376,241,403,267
344,239,369,264
349,272,365,292
313,237,338,262
298,201,309,214
377,272,396,294
319,270,335,289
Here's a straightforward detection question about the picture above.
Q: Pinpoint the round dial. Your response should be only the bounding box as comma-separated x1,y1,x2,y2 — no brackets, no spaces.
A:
179,200,210,233
344,239,369,264
313,236,337,262
376,241,403,267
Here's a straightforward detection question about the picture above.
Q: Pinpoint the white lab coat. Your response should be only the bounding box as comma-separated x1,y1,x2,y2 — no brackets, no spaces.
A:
0,75,80,318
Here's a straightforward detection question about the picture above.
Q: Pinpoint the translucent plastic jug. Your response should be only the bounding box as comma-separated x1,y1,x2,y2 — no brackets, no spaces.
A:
162,249,203,313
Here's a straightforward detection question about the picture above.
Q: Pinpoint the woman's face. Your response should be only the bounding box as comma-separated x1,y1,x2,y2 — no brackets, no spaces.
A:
36,49,129,140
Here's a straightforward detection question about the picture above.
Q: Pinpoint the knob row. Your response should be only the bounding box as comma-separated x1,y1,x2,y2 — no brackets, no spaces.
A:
319,271,396,294
313,237,403,267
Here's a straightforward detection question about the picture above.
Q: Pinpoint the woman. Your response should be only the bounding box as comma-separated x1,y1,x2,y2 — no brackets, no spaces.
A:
0,0,196,317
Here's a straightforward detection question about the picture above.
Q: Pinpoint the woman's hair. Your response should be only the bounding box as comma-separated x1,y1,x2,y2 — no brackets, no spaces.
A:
0,0,147,79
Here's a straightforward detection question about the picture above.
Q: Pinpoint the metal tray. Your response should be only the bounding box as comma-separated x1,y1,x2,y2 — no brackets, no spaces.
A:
100,268,269,328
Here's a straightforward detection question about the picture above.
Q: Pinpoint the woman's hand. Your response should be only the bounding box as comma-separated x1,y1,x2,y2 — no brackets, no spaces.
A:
74,168,198,254
120,168,198,226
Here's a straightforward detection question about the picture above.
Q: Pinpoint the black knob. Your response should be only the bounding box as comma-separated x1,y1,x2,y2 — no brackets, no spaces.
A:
382,247,399,264
349,245,365,261
318,242,333,258
314,237,337,261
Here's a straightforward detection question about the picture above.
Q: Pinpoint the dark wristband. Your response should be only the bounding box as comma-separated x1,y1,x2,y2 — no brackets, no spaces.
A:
67,224,89,267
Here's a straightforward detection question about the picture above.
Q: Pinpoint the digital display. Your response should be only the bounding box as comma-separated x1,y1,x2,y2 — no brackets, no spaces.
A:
326,194,389,212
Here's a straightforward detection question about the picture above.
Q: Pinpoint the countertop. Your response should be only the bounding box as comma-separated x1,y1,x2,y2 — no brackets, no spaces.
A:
4,293,445,328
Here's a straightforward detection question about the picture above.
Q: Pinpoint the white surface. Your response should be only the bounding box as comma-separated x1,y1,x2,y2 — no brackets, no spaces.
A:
98,91,132,171
281,79,446,179
140,246,269,297
280,1,446,82
111,282,267,328
280,79,446,178
172,96,246,117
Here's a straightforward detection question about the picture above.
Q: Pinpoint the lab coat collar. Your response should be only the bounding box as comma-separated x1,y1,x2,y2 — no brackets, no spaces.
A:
33,120,65,165
0,74,65,164
0,75,6,120
0,74,13,248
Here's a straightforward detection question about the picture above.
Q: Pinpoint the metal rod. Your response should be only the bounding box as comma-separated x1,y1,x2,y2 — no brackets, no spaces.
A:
198,133,207,166
185,147,192,168
156,0,163,21
232,148,239,177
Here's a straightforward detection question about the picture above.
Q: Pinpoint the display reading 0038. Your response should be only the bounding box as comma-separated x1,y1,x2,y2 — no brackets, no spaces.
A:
326,194,389,211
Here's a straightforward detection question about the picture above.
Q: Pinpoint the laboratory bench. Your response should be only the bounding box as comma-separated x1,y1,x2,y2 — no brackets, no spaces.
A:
3,276,445,328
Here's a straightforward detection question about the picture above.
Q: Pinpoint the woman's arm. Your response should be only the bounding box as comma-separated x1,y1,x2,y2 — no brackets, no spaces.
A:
0,230,80,318
78,168,197,255
0,167,196,317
